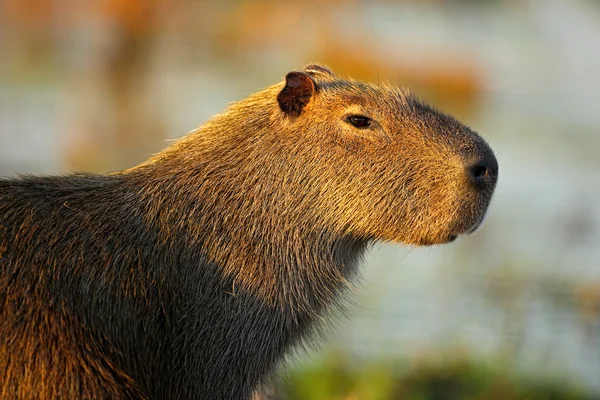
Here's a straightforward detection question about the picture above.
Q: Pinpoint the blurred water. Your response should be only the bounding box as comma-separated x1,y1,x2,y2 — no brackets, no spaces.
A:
0,83,66,174
1,0,600,394
336,1,600,392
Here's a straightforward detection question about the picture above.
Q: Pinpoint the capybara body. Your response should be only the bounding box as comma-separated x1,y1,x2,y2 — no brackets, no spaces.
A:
0,65,498,399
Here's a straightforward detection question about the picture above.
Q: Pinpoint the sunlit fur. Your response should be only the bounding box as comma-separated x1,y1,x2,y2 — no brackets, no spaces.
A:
0,65,497,399
142,67,496,309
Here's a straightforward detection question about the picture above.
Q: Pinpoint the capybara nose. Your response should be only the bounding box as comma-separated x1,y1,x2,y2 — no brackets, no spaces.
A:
465,151,498,189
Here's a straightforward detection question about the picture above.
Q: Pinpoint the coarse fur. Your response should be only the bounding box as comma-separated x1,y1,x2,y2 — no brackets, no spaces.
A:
0,65,498,399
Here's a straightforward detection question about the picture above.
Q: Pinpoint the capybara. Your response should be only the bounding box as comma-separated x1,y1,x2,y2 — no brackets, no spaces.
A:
0,65,498,399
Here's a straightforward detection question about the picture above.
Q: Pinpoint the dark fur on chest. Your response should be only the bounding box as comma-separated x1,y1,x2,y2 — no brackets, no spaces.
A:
0,175,355,399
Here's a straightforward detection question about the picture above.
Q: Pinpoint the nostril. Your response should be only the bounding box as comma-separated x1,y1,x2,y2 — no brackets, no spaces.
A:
464,146,498,188
466,159,497,187
470,164,489,179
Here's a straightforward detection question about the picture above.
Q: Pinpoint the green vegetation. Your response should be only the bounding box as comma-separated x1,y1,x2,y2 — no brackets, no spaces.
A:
278,354,589,400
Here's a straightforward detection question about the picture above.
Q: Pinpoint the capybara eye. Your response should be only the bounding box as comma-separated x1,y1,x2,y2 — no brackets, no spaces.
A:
346,115,372,129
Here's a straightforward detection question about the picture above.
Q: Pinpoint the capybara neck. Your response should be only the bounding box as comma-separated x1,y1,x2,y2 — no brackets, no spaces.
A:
128,87,368,315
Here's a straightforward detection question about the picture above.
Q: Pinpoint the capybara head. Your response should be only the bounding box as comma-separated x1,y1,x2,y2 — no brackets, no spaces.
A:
149,64,498,298
276,65,498,246
157,64,497,249
271,64,497,246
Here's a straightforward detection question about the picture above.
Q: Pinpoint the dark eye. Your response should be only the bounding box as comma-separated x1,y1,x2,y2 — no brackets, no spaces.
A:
345,115,372,129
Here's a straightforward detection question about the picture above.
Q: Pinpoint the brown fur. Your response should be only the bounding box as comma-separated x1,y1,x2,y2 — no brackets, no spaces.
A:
136,65,497,310
0,65,497,399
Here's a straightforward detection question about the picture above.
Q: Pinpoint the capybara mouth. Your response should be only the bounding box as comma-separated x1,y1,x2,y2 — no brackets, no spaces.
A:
415,234,459,246
447,214,488,242
415,199,493,246
447,227,476,243
466,221,483,235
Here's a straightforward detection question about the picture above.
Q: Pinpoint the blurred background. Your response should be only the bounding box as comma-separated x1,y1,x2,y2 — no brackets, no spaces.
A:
1,0,600,398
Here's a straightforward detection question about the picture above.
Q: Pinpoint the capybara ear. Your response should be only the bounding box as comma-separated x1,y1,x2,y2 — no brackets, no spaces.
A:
304,64,336,79
277,72,316,117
